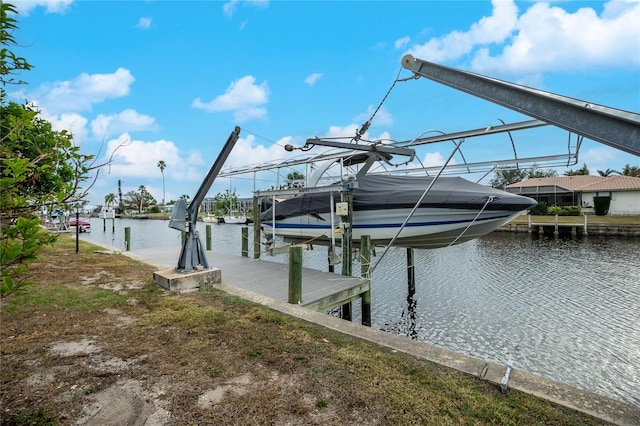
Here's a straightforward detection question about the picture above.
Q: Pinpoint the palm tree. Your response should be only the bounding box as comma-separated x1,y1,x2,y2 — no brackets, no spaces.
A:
157,160,166,206
564,163,589,176
597,169,619,177
104,193,116,210
138,185,146,213
620,164,640,177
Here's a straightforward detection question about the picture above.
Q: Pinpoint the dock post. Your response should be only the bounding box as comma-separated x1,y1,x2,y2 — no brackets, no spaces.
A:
584,214,589,236
288,246,303,304
253,196,261,259
361,235,372,327
341,189,353,321
241,227,249,257
124,227,131,251
103,218,106,232
407,248,416,295
527,214,532,233
554,215,559,235
206,225,212,250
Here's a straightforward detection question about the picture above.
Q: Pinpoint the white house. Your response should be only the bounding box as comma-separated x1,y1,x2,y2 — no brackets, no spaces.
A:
505,175,640,215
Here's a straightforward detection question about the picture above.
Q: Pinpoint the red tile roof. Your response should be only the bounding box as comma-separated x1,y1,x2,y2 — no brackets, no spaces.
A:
506,175,640,192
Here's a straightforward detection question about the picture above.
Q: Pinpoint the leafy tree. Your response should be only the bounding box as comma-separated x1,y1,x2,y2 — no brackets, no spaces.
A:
286,171,305,189
564,163,589,176
489,167,557,189
122,187,156,213
157,160,166,205
0,3,96,297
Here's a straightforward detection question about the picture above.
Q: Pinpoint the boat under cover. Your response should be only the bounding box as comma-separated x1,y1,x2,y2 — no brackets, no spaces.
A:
260,174,537,249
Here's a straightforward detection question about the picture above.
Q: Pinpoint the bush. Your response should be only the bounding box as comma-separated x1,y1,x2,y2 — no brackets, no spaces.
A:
547,206,563,216
593,196,611,216
563,205,582,216
545,205,582,216
529,202,548,215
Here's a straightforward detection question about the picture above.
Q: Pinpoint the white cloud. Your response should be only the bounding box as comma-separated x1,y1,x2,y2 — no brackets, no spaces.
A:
304,73,323,86
43,111,89,144
223,0,268,18
408,0,518,62
192,75,269,122
406,0,640,74
472,0,640,73
91,109,158,139
354,105,393,128
223,0,239,17
104,134,203,184
395,36,410,50
25,68,135,114
136,17,152,29
13,0,73,15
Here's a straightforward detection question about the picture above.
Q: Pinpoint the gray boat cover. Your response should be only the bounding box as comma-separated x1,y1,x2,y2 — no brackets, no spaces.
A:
261,174,537,221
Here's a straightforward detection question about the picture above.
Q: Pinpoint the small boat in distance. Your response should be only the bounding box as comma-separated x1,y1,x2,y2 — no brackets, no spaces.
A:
260,154,536,249
68,219,91,233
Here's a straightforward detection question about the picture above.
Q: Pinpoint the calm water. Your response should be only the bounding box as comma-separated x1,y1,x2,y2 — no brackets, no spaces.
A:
81,218,640,407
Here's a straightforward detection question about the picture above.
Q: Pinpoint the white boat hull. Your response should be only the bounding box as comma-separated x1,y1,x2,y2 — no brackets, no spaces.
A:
261,207,524,248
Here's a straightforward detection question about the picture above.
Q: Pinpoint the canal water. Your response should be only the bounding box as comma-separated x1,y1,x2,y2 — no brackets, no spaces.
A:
81,218,640,407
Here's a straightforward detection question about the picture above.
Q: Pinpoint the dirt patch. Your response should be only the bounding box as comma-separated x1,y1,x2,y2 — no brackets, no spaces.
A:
1,237,610,425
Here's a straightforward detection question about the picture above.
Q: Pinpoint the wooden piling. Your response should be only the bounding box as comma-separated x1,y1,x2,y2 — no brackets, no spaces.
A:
253,196,261,259
241,227,249,257
407,247,416,295
361,235,371,327
124,227,131,251
341,189,353,321
206,225,212,250
288,245,303,304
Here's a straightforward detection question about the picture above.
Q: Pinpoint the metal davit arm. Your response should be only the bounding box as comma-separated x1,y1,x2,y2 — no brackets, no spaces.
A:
401,54,640,156
172,126,241,272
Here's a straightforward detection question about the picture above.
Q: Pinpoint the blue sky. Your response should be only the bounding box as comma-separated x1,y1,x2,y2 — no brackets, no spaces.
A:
9,0,640,207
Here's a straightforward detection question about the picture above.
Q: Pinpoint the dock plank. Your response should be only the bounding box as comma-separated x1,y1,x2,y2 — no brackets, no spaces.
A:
133,245,367,308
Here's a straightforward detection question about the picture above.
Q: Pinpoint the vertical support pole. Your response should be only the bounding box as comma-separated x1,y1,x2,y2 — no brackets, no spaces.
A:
112,218,115,233
288,246,302,304
253,196,261,259
328,192,335,273
361,235,371,327
241,227,249,257
407,248,416,295
103,218,106,232
527,214,531,232
341,189,353,321
584,214,589,235
554,214,559,235
124,227,131,251
205,225,212,250
75,211,80,254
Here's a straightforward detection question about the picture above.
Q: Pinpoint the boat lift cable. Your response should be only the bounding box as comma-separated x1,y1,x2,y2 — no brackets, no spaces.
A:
352,66,407,143
369,140,464,276
447,196,495,248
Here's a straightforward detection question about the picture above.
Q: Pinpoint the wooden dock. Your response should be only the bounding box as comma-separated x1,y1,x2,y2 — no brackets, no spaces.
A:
133,245,369,315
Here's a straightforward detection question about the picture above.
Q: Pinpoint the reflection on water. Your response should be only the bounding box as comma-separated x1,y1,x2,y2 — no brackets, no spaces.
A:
82,218,640,407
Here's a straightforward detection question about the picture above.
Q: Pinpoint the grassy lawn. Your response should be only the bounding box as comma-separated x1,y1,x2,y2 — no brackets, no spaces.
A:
1,236,612,425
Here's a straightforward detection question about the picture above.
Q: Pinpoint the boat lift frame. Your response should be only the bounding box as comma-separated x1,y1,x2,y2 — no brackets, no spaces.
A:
401,54,640,156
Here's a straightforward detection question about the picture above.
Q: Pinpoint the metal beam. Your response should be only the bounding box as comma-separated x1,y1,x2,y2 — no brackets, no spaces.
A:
404,119,547,146
305,137,416,158
401,54,640,156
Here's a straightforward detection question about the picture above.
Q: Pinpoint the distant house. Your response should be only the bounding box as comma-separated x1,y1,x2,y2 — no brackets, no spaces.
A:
505,175,640,215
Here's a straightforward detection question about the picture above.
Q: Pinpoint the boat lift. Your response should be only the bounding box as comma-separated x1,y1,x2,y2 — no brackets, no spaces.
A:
400,54,640,156
169,126,241,272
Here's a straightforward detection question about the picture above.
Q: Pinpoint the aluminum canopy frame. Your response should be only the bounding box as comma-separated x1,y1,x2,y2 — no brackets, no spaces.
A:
169,126,241,272
401,54,640,156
